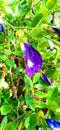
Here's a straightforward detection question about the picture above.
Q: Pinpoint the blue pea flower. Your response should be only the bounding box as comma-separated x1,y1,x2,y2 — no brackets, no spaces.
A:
41,73,51,85
52,27,60,38
46,118,60,130
21,43,42,77
0,23,5,34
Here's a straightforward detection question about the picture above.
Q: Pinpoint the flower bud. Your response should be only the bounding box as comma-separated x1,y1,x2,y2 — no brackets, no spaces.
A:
0,23,5,34
41,73,51,85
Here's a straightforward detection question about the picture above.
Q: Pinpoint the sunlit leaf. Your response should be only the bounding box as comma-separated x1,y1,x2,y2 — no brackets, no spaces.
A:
1,105,10,115
46,0,57,10
35,91,47,98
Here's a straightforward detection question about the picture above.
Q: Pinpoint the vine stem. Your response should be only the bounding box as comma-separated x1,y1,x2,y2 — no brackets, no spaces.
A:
4,19,32,30
34,0,41,6
4,19,60,49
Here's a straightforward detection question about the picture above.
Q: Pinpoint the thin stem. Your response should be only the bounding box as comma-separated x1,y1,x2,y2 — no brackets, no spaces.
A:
16,101,20,122
43,35,60,48
32,0,35,14
4,20,15,30
14,26,32,30
4,19,32,30
9,68,14,87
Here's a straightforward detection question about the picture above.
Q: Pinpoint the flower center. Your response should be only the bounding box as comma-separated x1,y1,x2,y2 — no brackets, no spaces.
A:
27,59,34,68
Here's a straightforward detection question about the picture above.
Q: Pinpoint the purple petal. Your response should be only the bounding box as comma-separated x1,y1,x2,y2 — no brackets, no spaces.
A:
46,118,60,130
41,73,51,85
21,43,42,77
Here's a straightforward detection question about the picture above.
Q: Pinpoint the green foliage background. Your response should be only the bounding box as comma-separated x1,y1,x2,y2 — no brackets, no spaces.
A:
0,0,60,130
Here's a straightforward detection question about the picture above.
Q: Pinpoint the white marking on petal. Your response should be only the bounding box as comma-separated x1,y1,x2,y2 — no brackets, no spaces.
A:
50,124,60,130
21,44,26,52
27,59,34,68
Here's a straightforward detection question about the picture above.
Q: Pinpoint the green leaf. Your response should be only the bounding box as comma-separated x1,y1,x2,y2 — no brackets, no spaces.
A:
15,66,23,75
28,113,37,130
24,75,33,90
54,113,60,120
46,100,58,111
25,95,35,111
1,116,8,127
33,73,40,84
13,50,23,57
46,0,57,10
0,105,10,115
8,31,15,42
33,84,44,90
25,113,37,130
4,122,17,130
31,13,43,27
24,116,30,129
34,100,46,108
35,91,47,98
47,87,58,98
39,101,46,108
5,59,16,68
18,1,29,17
52,71,60,79
47,88,54,101
0,53,7,61
5,13,15,24
44,0,47,4
54,82,60,93
30,27,44,38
